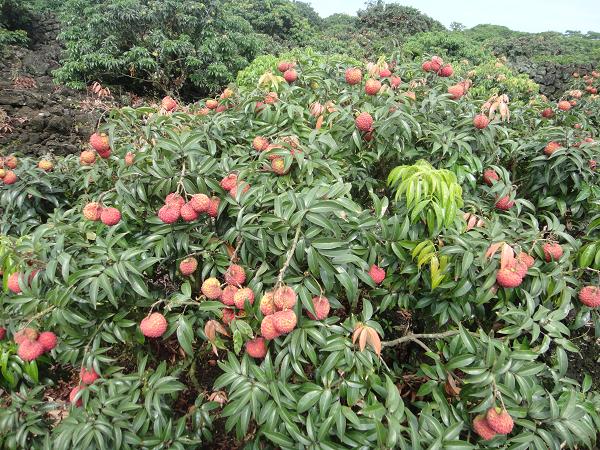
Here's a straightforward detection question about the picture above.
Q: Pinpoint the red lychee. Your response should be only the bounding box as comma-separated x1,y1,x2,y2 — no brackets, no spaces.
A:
83,202,103,221
222,308,235,325
422,60,433,72
364,79,381,95
158,205,180,224
541,108,554,118
496,267,523,288
272,309,297,334
368,264,385,284
80,150,96,165
355,112,373,132
201,278,222,299
259,292,275,316
5,155,17,169
207,197,220,218
165,193,185,209
271,158,288,175
438,64,453,77
390,75,401,88
557,100,571,111
261,315,280,339
69,386,83,407
448,84,465,100
14,328,38,344
18,340,45,361
179,257,198,276
233,287,255,309
245,337,267,358
220,174,238,191
140,312,168,338
80,367,99,385
495,196,515,211
579,286,600,307
8,272,23,293
473,414,497,441
125,152,135,166
3,170,17,184
0,327,5,340
220,285,238,306
206,99,218,109
38,331,57,351
224,264,246,286
252,136,269,152
89,133,110,153
486,407,514,434
277,61,291,73
229,182,250,199
542,242,563,262
273,286,297,310
100,207,121,226
473,114,490,129
180,202,198,222
283,69,297,83
38,160,53,171
516,252,535,269
345,67,362,85
483,168,499,186
379,68,392,77
307,296,330,320
162,96,177,112
430,56,443,72
264,92,278,104
544,141,562,156
190,193,210,213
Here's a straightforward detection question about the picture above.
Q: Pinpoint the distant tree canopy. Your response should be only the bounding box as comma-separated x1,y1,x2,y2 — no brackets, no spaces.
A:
0,0,33,48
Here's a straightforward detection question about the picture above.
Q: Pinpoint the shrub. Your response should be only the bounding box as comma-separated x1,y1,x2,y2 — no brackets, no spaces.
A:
402,31,493,66
0,0,34,50
53,0,263,96
1,51,600,448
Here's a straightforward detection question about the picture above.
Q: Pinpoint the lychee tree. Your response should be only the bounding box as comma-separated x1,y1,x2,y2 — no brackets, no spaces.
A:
1,51,600,448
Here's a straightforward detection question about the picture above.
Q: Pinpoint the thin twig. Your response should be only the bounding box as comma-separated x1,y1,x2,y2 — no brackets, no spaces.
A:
23,306,56,329
229,236,243,264
381,329,460,348
276,225,302,287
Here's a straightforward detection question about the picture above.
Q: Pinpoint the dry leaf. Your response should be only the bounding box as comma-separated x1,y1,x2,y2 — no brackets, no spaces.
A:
500,243,515,269
485,242,504,259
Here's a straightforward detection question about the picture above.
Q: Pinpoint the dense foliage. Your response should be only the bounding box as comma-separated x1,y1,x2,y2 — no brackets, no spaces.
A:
0,0,32,49
2,48,600,448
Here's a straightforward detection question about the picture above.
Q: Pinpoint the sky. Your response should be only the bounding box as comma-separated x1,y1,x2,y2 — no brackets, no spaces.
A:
305,0,600,33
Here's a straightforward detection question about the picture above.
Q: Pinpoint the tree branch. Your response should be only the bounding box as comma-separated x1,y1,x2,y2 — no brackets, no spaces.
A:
276,224,302,286
381,329,460,348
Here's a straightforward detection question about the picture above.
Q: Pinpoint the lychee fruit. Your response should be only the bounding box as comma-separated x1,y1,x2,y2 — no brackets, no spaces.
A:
307,296,330,320
38,160,53,171
206,99,218,110
207,197,220,218
201,278,222,299
158,205,180,224
233,287,255,309
345,67,362,85
422,60,433,72
0,327,5,340
252,136,269,152
448,84,465,100
277,61,291,73
180,202,198,222
273,286,297,310
165,193,185,209
355,112,373,132
390,75,401,88
125,152,135,166
473,114,490,129
365,79,381,95
80,367,99,385
259,291,276,316
579,286,600,307
100,207,121,226
220,174,238,191
541,108,554,118
272,309,297,334
5,155,17,169
438,64,453,77
483,168,499,185
190,193,210,213
140,312,168,338
379,68,391,77
80,150,96,165
38,331,57,351
83,202,103,221
542,242,563,262
229,182,250,199
516,252,535,269
221,285,238,306
69,386,83,407
18,339,45,361
496,267,523,288
557,100,571,111
222,308,235,325
224,264,246,286
246,337,267,358
486,407,514,434
495,196,515,211
264,92,278,104
430,56,443,72
179,257,198,276
162,96,177,112
544,141,562,156
3,170,17,184
271,158,288,175
261,315,280,340
473,414,497,440
368,264,385,284
283,69,297,83
8,272,23,293
89,133,110,153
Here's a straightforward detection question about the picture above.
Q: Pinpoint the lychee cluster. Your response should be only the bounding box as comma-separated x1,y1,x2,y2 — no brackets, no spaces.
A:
258,286,298,347
70,365,101,407
221,173,250,200
89,132,111,159
82,202,121,226
14,328,57,361
0,154,18,185
422,56,453,77
473,407,514,440
496,251,535,289
542,241,563,262
157,191,220,223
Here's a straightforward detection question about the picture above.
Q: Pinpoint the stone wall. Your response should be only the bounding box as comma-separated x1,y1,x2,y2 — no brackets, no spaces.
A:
510,57,595,98
0,14,96,156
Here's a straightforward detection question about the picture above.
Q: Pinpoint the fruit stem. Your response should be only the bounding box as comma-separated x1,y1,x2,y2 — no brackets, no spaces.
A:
276,224,302,287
